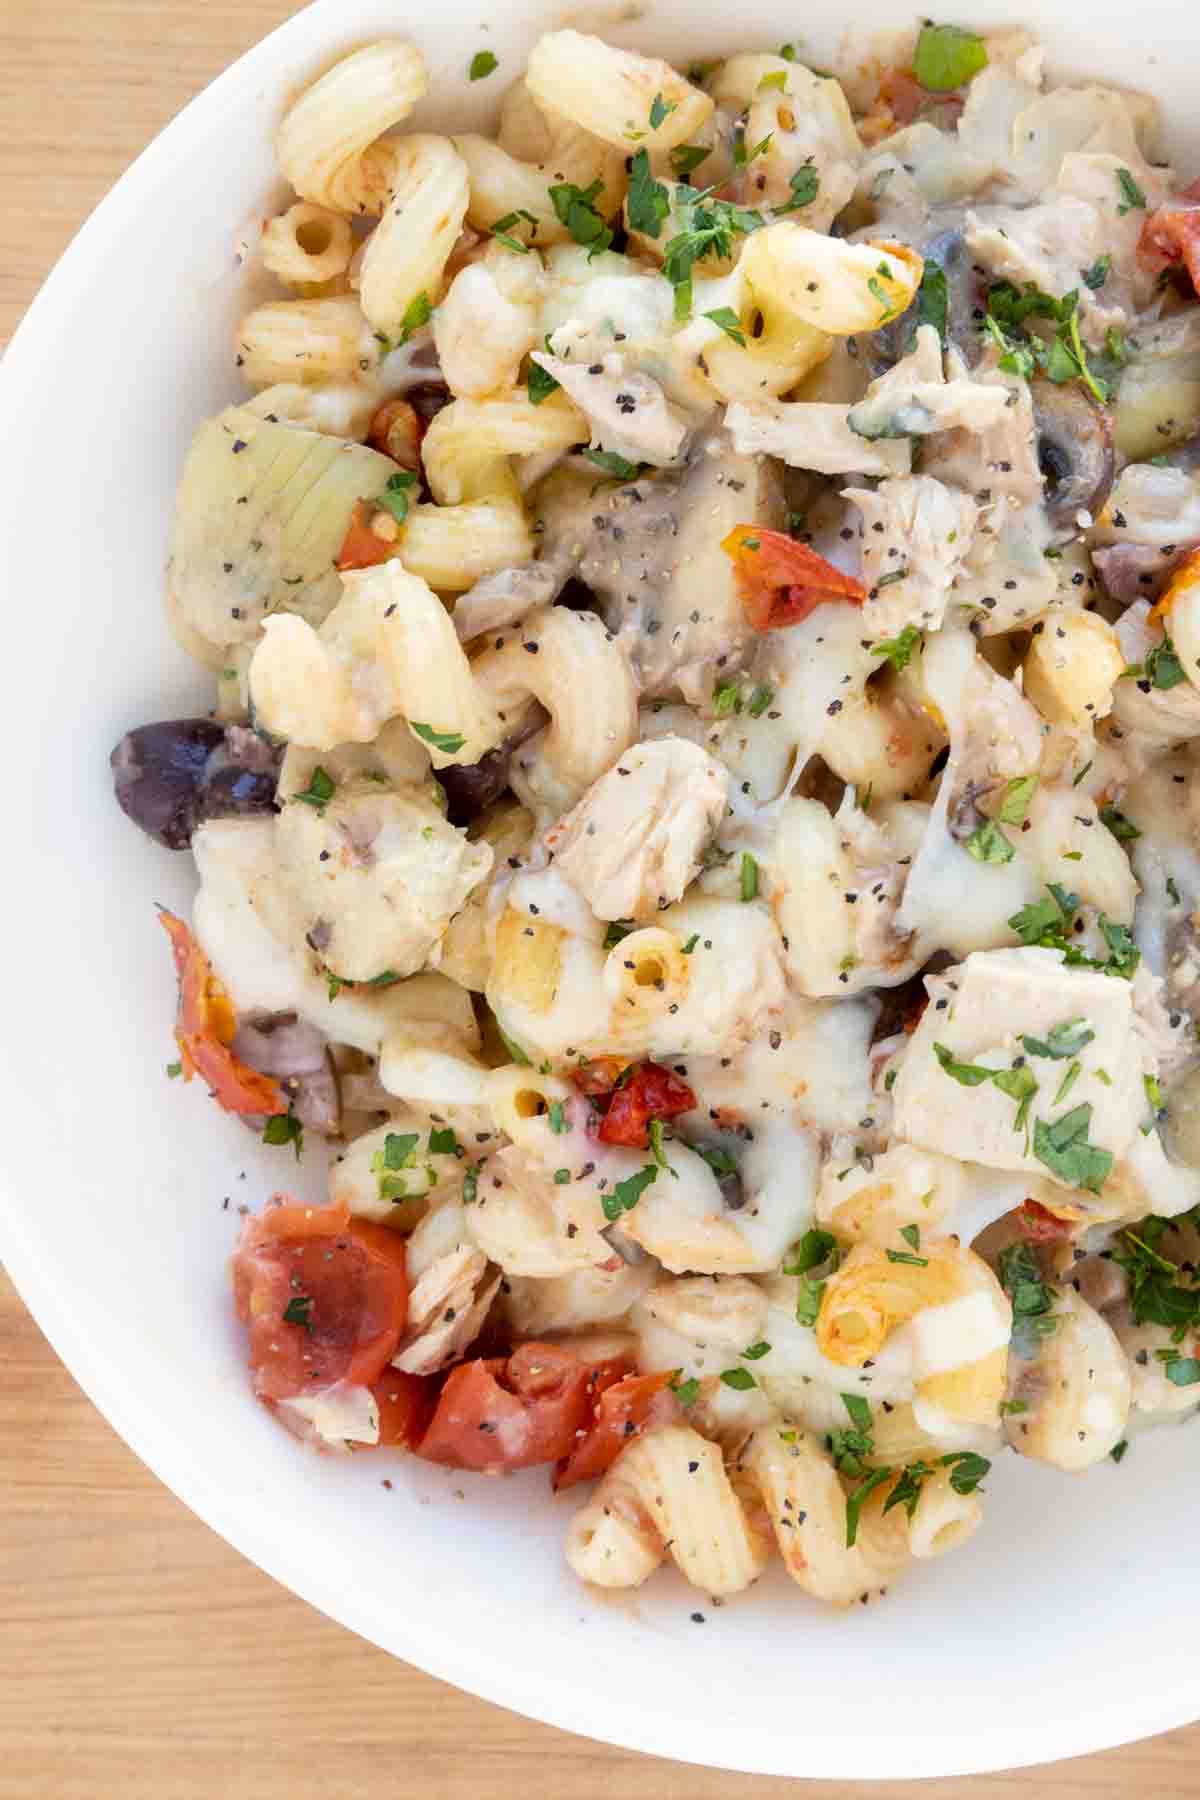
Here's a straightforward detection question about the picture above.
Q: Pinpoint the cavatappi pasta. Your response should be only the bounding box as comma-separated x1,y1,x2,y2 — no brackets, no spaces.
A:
113,19,1200,1615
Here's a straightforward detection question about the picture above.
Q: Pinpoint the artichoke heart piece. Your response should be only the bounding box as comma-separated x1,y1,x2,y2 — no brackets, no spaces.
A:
167,404,397,658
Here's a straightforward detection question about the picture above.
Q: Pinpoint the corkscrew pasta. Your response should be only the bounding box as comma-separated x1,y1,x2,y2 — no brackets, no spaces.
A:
114,17,1200,1615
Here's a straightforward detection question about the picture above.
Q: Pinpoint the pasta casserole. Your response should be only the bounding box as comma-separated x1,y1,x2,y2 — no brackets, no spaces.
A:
111,19,1200,1609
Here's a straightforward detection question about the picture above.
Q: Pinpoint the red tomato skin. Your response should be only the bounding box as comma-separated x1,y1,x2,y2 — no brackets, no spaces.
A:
336,500,398,572
1138,201,1200,297
553,1371,680,1489
159,910,287,1117
596,1061,698,1149
370,1371,438,1448
1017,1199,1074,1246
721,525,867,631
232,1199,408,1403
572,1056,630,1098
416,1346,633,1474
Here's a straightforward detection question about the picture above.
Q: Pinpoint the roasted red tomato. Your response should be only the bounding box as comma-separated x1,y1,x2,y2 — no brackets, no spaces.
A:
596,1061,697,1149
553,1370,679,1490
159,910,287,1116
1017,1199,1075,1246
572,1055,631,1098
232,1198,409,1402
1138,185,1200,297
721,525,868,630
370,1370,438,1448
417,1344,633,1474
336,499,399,572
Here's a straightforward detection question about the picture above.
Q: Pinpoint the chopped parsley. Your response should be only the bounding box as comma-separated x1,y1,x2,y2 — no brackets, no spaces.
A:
649,92,677,129
582,448,647,482
496,1025,532,1066
1082,254,1112,291
886,1247,929,1267
398,291,432,344
720,1366,757,1391
662,190,763,319
1021,1017,1095,1060
933,1042,1039,1134
912,21,988,91
871,624,922,672
734,130,774,168
548,1100,567,1135
548,178,613,259
282,1295,313,1332
982,281,1108,403
1100,804,1141,842
1116,167,1147,215
1032,1102,1113,1193
410,722,465,755
741,1341,771,1361
468,49,498,80
900,1224,921,1251
294,766,335,811
844,1466,896,1546
681,933,700,954
997,1240,1058,1355
784,1227,841,1328
527,359,560,406
371,1130,420,1201
1110,1438,1128,1463
1008,885,1139,980
602,1163,657,1222
1053,1059,1083,1106
703,306,747,345
490,208,538,253
712,678,742,716
670,1374,700,1407
647,1118,676,1174
375,470,417,525
262,1109,304,1160
428,1126,459,1155
740,851,759,901
696,1144,738,1179
964,819,1015,864
669,143,711,177
940,1450,991,1496
626,149,670,239
827,1393,875,1479
1126,635,1186,690
747,684,774,717
997,774,1038,825
775,163,820,214
166,1061,182,1079
602,919,635,950
1110,1213,1200,1337
912,260,949,346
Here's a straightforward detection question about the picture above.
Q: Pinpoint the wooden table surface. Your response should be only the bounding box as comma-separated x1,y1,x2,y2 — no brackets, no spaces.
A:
2,5,1199,1794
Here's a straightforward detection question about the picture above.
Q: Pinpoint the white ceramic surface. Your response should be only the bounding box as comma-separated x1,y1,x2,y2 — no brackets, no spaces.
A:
2,0,1199,1778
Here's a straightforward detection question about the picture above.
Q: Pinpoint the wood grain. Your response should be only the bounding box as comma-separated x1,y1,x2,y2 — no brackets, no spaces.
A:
2,7,1199,1795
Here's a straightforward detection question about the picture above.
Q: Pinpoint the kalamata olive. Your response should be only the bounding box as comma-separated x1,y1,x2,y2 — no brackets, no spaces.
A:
436,705,549,826
111,718,281,849
437,745,517,825
1033,379,1115,539
407,381,451,423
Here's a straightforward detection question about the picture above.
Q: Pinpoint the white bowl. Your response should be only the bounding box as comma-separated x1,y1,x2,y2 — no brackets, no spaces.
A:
2,0,1199,1778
